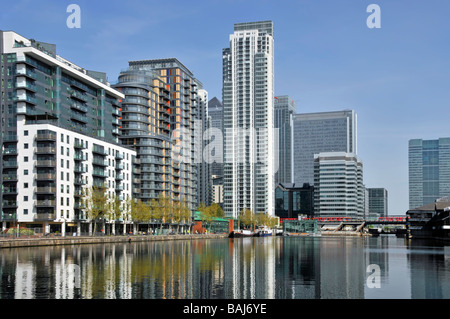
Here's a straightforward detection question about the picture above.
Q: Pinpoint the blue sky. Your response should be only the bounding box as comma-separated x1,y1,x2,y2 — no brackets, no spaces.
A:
1,0,450,214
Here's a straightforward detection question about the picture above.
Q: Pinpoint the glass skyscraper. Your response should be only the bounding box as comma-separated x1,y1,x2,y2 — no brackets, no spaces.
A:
292,110,357,186
274,96,296,184
367,188,388,217
409,138,450,209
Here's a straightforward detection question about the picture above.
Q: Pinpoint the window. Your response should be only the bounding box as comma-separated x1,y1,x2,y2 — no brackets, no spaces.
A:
24,209,28,215
24,156,28,162
24,143,28,149
24,196,28,201
24,130,28,136
24,183,28,188
24,170,28,175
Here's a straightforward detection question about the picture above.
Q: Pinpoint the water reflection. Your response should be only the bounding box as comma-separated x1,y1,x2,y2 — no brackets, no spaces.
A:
1,236,450,299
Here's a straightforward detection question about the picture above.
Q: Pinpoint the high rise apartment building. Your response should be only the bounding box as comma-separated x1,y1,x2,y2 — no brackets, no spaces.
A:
274,95,296,184
0,31,136,235
409,138,450,209
222,21,275,218
115,58,205,211
292,110,357,186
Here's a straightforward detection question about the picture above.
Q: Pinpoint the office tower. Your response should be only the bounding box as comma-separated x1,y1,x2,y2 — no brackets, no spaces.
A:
208,97,223,177
115,58,202,211
275,183,314,219
0,31,135,235
313,152,364,218
409,138,450,209
222,21,275,218
367,188,388,217
292,110,357,186
274,95,296,184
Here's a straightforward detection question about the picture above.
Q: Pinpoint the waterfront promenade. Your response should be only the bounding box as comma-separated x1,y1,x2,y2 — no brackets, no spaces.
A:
0,233,228,249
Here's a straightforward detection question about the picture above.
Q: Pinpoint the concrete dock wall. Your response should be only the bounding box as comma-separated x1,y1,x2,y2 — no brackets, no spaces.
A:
0,234,228,249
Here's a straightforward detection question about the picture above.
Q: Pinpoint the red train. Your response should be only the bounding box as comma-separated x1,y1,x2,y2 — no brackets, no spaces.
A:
280,216,407,223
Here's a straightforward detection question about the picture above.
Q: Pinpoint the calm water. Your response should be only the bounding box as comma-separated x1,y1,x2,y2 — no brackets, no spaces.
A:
1,235,450,299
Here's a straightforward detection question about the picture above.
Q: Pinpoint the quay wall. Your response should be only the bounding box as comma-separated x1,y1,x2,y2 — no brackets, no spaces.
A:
0,234,228,249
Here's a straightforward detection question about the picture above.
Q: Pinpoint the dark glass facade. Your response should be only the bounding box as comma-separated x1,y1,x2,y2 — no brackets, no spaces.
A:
275,183,314,219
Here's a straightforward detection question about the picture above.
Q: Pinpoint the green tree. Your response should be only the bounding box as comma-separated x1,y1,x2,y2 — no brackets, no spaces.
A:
129,199,152,233
239,208,256,231
153,195,173,234
82,185,108,236
106,193,123,235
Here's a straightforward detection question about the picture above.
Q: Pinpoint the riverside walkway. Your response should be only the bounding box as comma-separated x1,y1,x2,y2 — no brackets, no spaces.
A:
0,233,228,249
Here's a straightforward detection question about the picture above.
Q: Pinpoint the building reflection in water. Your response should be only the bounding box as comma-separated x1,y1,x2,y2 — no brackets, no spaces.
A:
1,237,450,299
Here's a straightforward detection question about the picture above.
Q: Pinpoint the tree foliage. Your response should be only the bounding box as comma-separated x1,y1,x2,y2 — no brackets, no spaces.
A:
82,184,108,236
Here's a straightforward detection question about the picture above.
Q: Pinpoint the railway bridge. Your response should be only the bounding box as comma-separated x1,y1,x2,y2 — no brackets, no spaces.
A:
281,216,408,235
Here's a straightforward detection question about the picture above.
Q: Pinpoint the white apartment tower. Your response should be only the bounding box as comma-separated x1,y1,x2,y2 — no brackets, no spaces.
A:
222,21,275,218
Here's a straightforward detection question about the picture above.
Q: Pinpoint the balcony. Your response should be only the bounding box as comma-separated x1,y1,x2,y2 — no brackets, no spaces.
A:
92,145,108,156
74,152,87,161
74,141,87,149
35,160,56,167
35,147,56,154
35,173,56,181
74,165,86,174
3,161,18,168
2,201,18,209
3,187,18,195
34,213,56,221
70,102,88,113
69,89,88,102
35,133,57,141
16,81,37,92
74,178,86,185
1,213,17,221
3,175,18,182
35,200,56,207
16,68,37,80
70,112,88,123
2,148,18,156
35,187,56,194
14,93,37,105
92,170,107,178
92,158,108,167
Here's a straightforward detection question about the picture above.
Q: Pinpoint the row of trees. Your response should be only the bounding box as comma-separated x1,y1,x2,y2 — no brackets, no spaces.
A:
238,208,278,230
82,185,192,235
81,186,279,235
